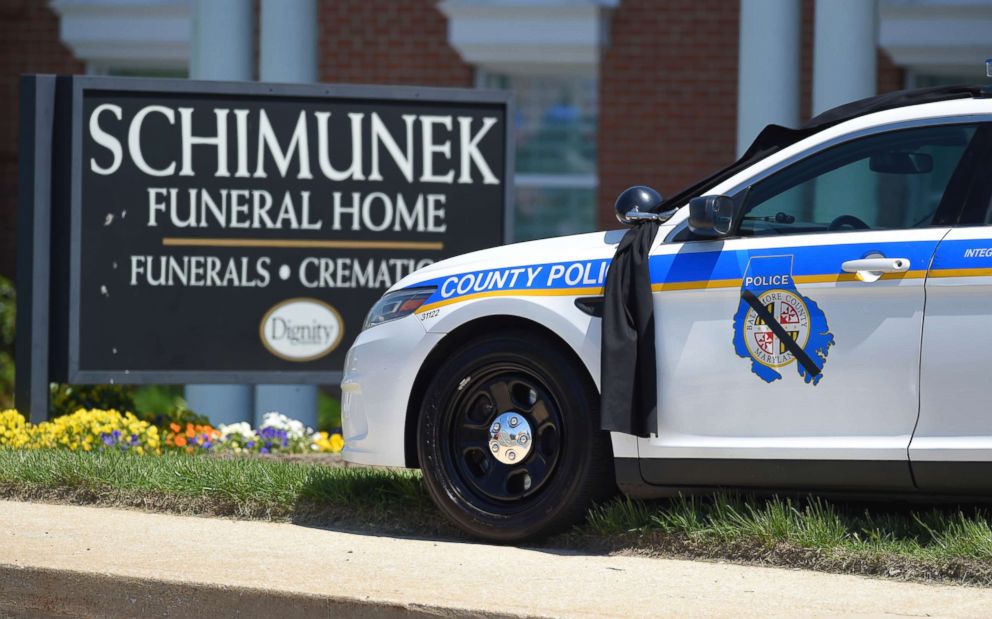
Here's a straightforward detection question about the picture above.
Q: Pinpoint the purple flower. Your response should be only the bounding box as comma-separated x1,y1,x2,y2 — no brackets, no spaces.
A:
259,427,287,440
130,434,139,446
101,433,116,447
252,427,293,451
246,440,255,449
260,446,270,454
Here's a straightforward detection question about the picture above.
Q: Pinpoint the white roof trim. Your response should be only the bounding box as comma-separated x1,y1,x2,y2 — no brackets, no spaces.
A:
50,0,190,70
439,0,615,71
880,0,992,75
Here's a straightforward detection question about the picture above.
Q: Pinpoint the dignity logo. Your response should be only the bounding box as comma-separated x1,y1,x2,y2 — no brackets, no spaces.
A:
260,298,343,362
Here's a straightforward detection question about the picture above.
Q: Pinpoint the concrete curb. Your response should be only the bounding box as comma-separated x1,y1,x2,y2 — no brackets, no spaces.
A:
6,500,992,618
0,564,526,619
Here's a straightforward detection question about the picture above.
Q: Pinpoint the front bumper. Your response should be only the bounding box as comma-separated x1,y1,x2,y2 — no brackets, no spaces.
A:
341,316,444,467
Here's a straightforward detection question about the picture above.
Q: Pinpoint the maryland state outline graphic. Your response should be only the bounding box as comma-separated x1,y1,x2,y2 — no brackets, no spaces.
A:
731,255,835,384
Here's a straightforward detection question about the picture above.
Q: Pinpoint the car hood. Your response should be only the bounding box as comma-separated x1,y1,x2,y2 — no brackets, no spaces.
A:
393,229,635,292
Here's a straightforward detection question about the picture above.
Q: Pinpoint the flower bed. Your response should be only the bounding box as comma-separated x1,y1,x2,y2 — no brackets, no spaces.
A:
0,409,343,456
29,409,160,454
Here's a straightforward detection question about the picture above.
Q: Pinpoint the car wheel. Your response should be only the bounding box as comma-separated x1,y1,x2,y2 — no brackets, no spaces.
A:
417,329,615,542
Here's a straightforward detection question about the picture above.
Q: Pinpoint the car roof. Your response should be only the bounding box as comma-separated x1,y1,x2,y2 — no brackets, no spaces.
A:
661,85,991,211
802,84,985,130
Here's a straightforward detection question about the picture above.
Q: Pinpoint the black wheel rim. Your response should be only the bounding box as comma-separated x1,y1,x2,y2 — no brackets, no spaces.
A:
441,363,564,504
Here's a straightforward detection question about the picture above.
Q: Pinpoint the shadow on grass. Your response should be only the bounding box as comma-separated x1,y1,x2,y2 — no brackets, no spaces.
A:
288,465,463,542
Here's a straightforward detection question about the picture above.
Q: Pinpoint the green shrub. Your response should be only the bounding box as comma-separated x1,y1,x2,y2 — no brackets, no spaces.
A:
133,398,210,430
0,275,14,409
132,384,184,417
49,383,136,417
318,389,341,432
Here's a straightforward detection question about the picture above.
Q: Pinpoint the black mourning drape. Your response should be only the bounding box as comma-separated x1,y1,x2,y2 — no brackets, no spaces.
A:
600,220,659,437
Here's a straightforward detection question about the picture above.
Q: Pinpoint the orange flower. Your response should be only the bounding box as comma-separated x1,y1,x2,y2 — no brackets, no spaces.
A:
185,423,195,438
169,423,180,433
174,435,187,447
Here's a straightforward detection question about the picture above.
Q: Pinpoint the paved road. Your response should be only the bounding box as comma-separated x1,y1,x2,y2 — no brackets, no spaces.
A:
1,500,990,618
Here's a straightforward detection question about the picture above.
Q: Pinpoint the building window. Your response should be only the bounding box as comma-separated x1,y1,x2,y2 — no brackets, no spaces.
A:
479,71,598,241
907,72,976,89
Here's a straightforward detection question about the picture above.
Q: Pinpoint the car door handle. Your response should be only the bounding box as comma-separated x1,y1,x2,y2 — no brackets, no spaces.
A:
841,258,910,282
841,258,910,273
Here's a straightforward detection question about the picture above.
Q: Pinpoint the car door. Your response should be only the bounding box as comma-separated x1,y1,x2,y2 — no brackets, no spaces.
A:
910,123,992,492
638,121,985,491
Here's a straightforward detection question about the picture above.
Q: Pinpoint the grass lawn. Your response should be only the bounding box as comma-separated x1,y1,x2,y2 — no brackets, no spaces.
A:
0,449,434,530
2,449,991,586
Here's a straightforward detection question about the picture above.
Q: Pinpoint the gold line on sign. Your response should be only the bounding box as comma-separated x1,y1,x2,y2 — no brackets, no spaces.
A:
162,238,444,251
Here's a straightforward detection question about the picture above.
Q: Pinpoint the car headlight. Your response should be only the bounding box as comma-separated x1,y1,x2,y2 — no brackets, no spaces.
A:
362,287,436,330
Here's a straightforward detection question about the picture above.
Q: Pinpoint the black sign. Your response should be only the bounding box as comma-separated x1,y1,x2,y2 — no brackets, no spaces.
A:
16,76,510,415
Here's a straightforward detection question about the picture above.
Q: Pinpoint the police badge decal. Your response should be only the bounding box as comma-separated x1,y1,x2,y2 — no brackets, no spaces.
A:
732,256,834,384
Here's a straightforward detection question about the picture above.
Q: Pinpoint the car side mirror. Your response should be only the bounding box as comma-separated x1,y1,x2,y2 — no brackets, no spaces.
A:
869,151,933,174
688,195,736,238
615,185,665,225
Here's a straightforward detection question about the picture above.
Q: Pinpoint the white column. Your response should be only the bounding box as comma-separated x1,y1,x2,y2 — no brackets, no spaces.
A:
185,0,255,427
736,0,801,156
812,0,878,223
812,0,878,116
256,0,320,430
259,0,318,83
190,0,254,80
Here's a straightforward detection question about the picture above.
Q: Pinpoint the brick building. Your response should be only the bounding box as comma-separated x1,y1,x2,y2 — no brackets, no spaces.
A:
1,0,989,282
0,1,83,280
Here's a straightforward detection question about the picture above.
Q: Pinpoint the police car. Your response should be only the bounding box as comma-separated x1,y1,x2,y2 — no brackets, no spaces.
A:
342,80,992,541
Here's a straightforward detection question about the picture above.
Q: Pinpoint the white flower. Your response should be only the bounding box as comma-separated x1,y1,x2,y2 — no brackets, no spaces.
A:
218,421,254,440
260,411,312,440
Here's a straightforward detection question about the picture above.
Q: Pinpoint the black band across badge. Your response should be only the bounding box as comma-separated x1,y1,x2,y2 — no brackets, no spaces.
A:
732,256,835,385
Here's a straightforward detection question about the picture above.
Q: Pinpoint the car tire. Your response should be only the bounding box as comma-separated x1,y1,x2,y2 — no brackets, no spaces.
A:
417,329,615,542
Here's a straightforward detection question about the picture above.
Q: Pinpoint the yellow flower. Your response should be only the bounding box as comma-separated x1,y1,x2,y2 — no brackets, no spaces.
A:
312,431,345,453
0,410,30,449
0,408,159,455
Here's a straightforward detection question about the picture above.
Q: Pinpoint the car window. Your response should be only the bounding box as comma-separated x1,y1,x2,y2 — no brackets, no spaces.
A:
948,124,992,227
739,124,979,237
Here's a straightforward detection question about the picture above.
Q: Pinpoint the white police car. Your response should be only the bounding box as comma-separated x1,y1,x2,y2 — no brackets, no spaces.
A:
343,83,992,541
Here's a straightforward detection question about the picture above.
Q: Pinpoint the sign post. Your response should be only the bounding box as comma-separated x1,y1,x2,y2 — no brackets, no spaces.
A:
15,76,57,423
16,76,511,420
